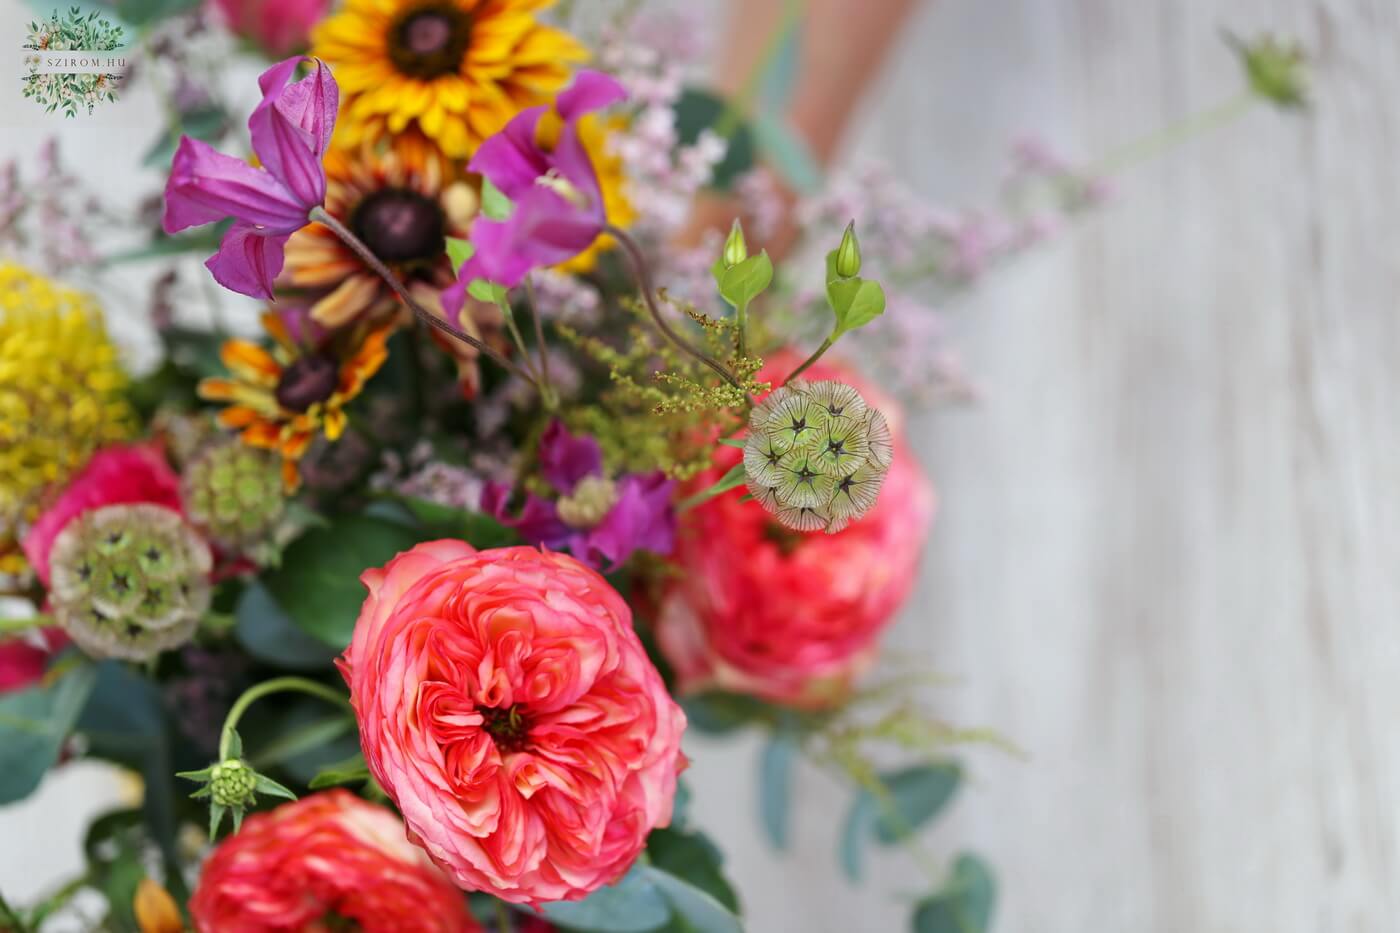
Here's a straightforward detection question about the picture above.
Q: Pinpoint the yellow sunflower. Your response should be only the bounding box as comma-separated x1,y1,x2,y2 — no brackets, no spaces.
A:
312,0,588,161
198,313,390,492
556,111,636,274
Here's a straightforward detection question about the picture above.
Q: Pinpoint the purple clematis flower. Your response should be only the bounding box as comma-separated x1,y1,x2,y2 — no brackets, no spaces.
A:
444,70,627,314
483,420,676,571
163,56,337,300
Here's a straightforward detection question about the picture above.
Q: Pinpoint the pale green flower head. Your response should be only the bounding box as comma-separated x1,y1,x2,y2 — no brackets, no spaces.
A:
182,440,285,561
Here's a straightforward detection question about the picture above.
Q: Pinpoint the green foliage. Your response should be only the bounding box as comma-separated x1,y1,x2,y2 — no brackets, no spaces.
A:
758,730,800,850
539,863,743,933
467,278,510,305
0,659,96,804
647,827,740,915
1228,32,1308,109
480,177,513,220
235,581,344,670
308,751,371,790
911,854,997,933
713,252,774,311
674,88,755,190
445,237,474,275
825,254,887,338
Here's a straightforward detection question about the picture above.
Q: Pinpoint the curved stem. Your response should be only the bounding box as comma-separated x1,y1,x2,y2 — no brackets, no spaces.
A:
1092,89,1256,177
0,614,49,636
782,335,833,385
219,676,353,761
308,207,536,387
605,225,747,392
524,275,557,409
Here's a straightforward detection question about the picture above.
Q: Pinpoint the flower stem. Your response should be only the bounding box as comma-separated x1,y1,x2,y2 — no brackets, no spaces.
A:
605,225,750,395
524,275,558,411
1092,88,1257,177
309,207,537,387
494,898,513,932
218,676,353,762
782,335,834,384
735,299,750,359
0,614,49,636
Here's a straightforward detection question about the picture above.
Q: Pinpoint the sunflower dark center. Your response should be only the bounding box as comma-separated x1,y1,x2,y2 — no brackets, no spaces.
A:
480,704,531,753
389,5,472,79
350,188,446,265
275,354,339,412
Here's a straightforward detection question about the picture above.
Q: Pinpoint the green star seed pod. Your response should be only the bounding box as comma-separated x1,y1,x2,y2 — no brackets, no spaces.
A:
743,379,893,534
47,503,212,661
182,441,285,559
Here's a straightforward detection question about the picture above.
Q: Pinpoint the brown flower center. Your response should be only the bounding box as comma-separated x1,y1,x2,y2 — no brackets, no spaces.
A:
480,704,531,753
275,354,339,412
350,188,446,265
388,5,472,80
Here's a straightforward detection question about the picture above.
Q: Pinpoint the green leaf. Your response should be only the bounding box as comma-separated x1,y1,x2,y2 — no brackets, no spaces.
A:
445,237,475,275
235,581,342,670
261,514,426,648
481,177,513,220
840,763,963,881
397,498,521,549
912,854,997,933
308,751,370,790
248,715,353,770
717,437,746,450
674,88,755,191
0,661,96,804
646,827,739,913
644,866,743,933
826,278,886,338
253,772,298,802
467,278,510,306
758,731,799,850
681,691,780,735
538,863,671,932
717,251,773,310
677,463,747,512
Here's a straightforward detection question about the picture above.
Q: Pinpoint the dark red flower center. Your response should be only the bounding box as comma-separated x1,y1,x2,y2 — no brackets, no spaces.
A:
351,188,446,265
480,704,532,753
275,354,340,412
389,5,472,79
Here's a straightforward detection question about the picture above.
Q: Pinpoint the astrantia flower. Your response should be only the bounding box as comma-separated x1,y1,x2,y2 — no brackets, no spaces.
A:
0,264,134,579
162,57,337,300
449,70,628,296
197,311,390,491
657,355,935,706
190,790,481,932
340,541,686,904
311,0,587,160
46,504,212,662
483,420,676,571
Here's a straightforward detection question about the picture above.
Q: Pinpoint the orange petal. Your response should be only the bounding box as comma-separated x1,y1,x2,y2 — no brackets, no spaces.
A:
309,274,384,328
221,340,281,386
239,422,283,449
216,406,263,429
281,458,302,493
261,311,296,352
280,430,315,461
322,407,347,441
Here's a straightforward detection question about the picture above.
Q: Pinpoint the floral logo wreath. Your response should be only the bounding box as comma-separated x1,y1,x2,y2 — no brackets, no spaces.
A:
21,7,125,117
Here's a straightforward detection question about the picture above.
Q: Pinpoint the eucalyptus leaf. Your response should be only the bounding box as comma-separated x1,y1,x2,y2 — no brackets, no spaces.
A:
235,581,342,670
537,863,671,932
0,661,96,804
911,854,996,933
645,866,743,933
646,827,739,913
758,731,799,850
839,763,962,881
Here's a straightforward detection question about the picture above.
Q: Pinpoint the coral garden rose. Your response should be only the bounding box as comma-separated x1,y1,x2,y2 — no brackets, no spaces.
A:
189,789,479,932
340,542,687,905
656,353,936,707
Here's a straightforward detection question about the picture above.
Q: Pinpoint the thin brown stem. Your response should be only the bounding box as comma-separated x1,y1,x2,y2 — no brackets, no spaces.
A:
309,207,536,387
605,224,747,393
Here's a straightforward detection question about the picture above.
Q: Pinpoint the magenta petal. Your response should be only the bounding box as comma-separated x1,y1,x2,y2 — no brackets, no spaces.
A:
249,58,331,206
277,58,338,156
163,136,307,233
554,70,628,122
551,123,608,227
586,472,677,569
467,107,549,199
205,222,291,300
538,420,603,494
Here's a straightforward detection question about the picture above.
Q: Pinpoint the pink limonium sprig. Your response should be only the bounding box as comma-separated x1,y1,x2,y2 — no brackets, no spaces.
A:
163,56,533,386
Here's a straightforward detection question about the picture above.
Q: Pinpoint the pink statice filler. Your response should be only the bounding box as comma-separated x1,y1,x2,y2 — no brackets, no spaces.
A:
162,56,337,300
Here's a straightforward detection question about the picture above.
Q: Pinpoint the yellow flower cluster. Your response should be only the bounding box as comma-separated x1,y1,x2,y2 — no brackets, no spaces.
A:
0,263,133,577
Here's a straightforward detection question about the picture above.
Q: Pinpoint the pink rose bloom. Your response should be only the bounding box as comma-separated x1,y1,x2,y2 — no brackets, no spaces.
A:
210,0,330,57
190,790,480,932
340,542,687,905
21,444,183,586
656,353,936,707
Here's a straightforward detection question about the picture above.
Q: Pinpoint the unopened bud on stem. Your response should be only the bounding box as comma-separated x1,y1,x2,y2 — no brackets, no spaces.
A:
723,218,748,268
835,221,862,278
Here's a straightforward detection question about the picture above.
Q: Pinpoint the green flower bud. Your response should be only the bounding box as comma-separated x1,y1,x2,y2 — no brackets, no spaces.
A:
835,221,862,278
743,379,893,534
722,218,748,269
48,503,211,661
209,759,258,808
556,475,619,529
1230,33,1308,109
183,441,285,557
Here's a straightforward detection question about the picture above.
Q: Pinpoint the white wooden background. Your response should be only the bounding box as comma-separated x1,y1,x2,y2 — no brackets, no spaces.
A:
5,0,1400,930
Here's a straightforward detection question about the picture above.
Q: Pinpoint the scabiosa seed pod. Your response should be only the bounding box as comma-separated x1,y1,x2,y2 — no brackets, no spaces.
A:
182,441,285,560
743,378,893,533
47,503,212,661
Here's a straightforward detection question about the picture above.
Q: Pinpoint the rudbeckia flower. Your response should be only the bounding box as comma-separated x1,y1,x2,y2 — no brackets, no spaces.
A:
197,310,390,491
311,0,587,161
163,57,337,300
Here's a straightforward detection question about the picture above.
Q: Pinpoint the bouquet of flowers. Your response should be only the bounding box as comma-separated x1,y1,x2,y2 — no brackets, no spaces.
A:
0,2,1305,930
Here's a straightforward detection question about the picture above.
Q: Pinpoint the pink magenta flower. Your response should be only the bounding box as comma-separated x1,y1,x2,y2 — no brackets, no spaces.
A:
189,790,481,932
163,57,337,300
0,629,66,694
446,70,626,304
339,541,686,905
210,0,330,57
656,354,937,707
22,444,182,587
